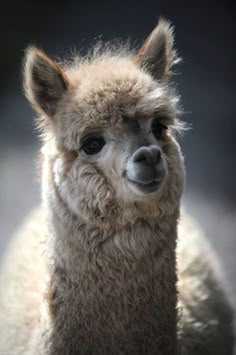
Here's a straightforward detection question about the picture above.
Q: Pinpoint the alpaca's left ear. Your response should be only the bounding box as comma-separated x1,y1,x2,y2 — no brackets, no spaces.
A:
135,19,177,81
23,47,70,116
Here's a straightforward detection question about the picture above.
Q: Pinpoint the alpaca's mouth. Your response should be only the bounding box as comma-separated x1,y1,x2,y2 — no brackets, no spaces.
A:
127,177,162,193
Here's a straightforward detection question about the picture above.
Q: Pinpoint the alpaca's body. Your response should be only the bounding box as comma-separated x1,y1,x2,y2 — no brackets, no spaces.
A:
0,208,233,354
0,19,234,354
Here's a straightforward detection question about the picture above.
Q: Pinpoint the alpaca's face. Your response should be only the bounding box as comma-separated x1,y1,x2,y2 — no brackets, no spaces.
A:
24,20,185,222
45,65,184,222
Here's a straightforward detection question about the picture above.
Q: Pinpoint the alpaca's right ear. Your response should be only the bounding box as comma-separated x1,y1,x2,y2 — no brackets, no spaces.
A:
23,47,69,116
135,19,177,81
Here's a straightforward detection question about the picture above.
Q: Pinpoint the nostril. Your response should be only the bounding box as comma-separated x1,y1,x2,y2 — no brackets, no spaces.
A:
132,146,162,166
133,148,149,163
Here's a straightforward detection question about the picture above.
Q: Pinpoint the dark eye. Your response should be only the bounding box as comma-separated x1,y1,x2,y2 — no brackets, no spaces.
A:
151,120,168,140
81,136,106,155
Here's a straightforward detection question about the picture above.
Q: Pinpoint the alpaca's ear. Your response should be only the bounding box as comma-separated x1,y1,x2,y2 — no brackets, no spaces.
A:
23,47,69,116
135,19,177,81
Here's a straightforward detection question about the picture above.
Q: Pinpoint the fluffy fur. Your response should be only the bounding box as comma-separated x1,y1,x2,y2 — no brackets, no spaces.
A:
0,19,234,354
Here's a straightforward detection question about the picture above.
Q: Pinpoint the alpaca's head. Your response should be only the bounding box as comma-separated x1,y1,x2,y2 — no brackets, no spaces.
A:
24,19,185,225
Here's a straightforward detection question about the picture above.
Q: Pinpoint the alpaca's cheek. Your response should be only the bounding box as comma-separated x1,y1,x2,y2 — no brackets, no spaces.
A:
52,159,80,216
54,161,115,220
164,162,185,205
162,143,185,194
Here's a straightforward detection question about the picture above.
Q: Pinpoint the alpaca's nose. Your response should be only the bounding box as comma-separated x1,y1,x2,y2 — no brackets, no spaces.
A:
132,145,161,166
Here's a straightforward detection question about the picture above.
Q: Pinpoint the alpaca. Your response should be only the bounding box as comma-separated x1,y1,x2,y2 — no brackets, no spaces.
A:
0,19,234,354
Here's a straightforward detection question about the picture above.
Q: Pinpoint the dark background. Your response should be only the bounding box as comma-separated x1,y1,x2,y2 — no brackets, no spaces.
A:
0,0,235,307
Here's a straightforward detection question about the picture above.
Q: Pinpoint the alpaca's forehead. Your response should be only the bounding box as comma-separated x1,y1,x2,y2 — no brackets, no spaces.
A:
68,60,172,121
70,83,171,133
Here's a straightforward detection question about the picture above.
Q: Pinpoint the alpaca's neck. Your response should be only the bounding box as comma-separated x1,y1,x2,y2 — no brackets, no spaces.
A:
43,182,179,355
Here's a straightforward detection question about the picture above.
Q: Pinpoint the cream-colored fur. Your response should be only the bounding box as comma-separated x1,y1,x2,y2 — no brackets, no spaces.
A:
0,19,234,354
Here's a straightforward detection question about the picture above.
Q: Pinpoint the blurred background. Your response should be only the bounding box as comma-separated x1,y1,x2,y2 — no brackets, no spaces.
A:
0,0,235,307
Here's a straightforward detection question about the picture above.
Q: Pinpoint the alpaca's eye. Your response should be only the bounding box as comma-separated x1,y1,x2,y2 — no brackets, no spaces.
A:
151,120,168,140
81,136,106,155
